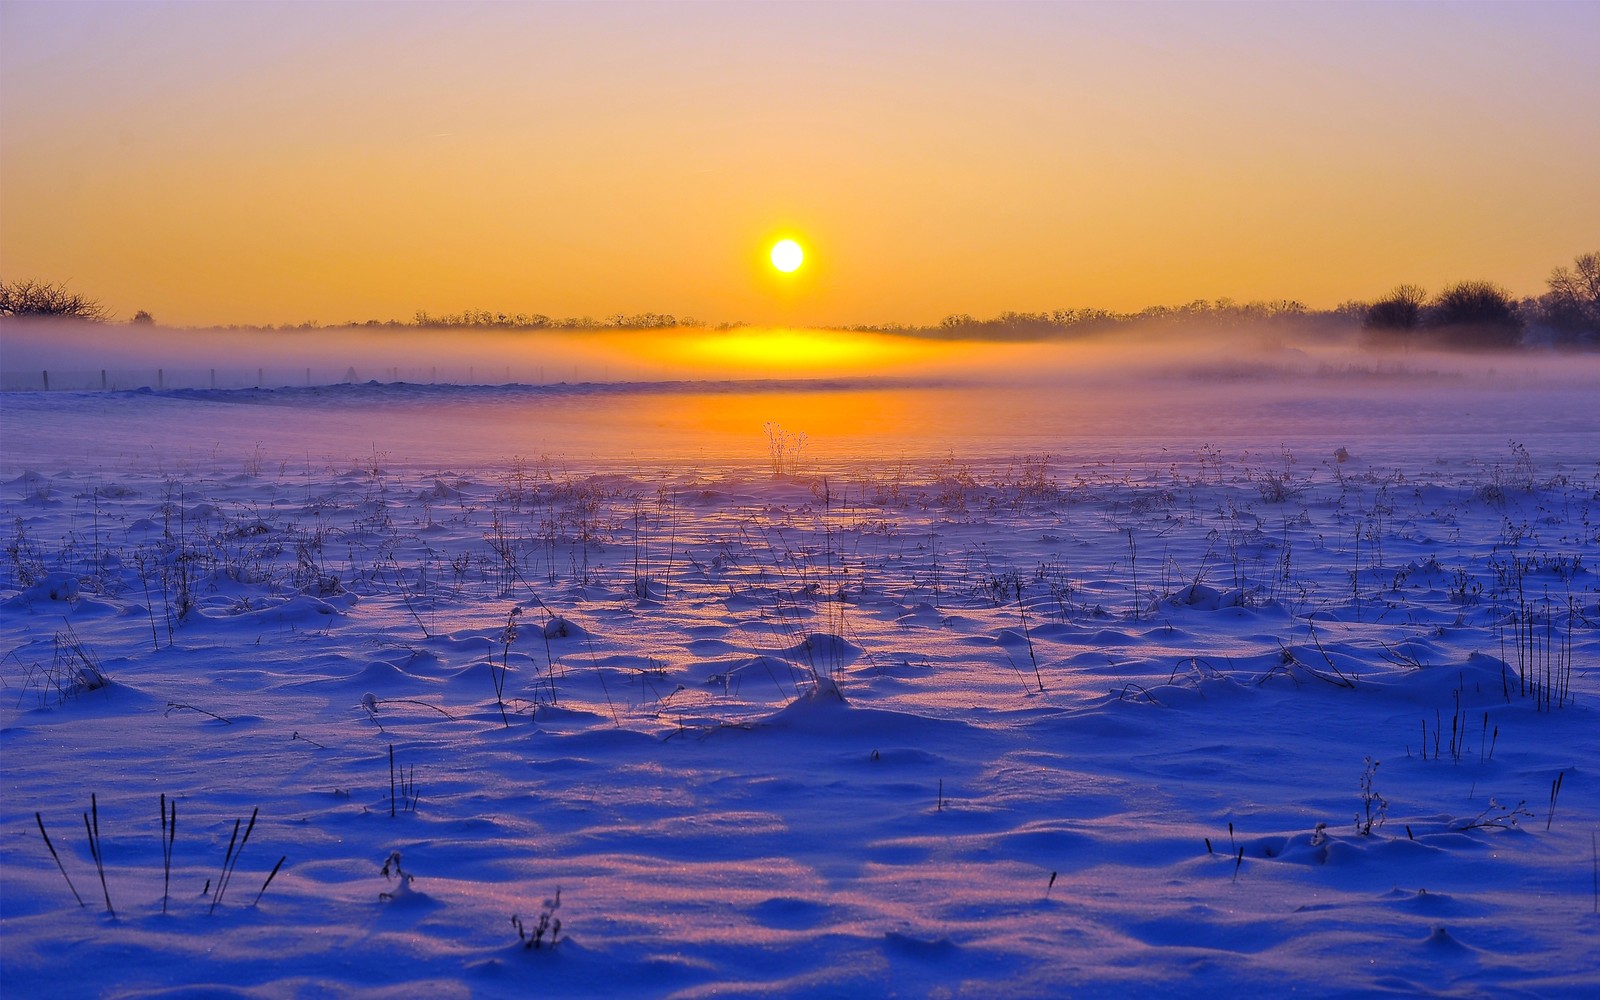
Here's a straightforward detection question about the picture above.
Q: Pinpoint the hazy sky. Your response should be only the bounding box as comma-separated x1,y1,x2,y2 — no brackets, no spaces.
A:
2,0,1597,328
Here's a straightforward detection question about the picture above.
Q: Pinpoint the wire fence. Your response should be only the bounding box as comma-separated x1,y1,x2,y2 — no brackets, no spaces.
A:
0,364,586,392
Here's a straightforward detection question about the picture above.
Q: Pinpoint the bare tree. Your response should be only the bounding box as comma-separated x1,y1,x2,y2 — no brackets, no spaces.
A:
1362,284,1427,342
0,279,110,321
1539,251,1600,344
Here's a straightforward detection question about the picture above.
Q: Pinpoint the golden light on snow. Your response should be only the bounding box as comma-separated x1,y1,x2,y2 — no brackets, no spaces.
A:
672,387,916,450
769,239,805,274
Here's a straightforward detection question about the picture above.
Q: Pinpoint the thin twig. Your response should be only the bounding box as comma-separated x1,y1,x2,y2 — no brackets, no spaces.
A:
160,793,176,914
166,701,233,724
35,811,84,907
1547,771,1565,832
369,697,459,720
253,855,286,907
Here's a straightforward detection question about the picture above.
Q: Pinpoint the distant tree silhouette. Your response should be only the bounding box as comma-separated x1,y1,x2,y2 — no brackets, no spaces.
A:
605,312,679,329
0,278,109,320
1362,285,1427,345
1425,281,1522,349
131,310,155,325
1332,300,1369,323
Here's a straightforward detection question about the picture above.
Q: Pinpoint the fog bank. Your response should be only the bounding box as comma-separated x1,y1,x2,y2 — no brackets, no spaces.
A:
4,318,1599,393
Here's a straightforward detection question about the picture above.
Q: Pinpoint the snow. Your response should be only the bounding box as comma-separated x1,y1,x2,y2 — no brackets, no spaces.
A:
2,355,1598,997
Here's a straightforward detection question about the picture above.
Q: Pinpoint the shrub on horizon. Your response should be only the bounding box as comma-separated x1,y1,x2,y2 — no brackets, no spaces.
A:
1425,280,1523,349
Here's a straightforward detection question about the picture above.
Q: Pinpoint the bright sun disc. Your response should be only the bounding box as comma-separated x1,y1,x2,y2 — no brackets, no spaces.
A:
770,239,804,273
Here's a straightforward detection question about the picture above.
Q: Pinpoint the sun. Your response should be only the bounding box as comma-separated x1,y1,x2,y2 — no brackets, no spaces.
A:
769,238,804,273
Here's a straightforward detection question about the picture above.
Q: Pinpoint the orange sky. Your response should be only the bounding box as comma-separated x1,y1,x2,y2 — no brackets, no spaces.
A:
2,1,1597,328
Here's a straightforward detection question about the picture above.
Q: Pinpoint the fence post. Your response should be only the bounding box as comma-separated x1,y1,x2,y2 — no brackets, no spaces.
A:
42,370,49,391
101,370,108,390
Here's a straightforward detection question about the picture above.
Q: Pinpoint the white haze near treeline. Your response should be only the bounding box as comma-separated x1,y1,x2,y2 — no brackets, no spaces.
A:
3,317,1598,477
5,316,1600,388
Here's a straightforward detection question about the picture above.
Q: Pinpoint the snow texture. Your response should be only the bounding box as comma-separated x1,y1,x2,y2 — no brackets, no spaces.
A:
2,362,1598,998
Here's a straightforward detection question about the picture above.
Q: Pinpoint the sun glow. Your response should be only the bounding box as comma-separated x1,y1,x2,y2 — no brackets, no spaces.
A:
769,239,805,273
648,327,949,378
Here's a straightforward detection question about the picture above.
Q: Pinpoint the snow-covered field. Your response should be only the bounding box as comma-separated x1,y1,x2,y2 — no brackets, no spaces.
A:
2,353,1598,997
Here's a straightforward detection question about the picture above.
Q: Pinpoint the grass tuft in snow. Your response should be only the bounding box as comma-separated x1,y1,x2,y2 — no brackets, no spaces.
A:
1546,771,1565,832
511,887,563,950
84,792,114,917
1356,757,1388,836
763,422,807,477
388,744,419,816
492,605,520,727
7,624,110,710
379,850,415,902
209,806,258,914
1456,798,1533,831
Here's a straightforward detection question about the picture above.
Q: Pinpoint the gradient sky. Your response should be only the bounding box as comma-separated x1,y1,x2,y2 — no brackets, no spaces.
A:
2,0,1597,328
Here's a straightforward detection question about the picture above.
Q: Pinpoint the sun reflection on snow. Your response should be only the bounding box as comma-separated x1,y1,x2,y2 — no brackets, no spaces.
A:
668,389,918,454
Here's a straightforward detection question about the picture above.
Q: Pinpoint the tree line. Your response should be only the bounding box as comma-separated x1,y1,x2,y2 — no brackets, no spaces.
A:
1360,252,1599,350
894,251,1596,349
868,298,1334,342
4,250,1596,349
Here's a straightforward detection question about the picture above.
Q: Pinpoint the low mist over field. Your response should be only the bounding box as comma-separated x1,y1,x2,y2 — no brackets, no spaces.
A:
4,312,1598,479
7,314,1600,391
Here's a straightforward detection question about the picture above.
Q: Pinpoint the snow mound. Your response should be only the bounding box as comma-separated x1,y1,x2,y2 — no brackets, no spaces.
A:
1161,582,1248,610
780,632,864,665
4,571,81,606
542,616,589,640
